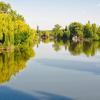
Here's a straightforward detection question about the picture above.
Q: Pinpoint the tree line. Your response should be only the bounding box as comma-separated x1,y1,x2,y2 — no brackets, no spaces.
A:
40,21,100,41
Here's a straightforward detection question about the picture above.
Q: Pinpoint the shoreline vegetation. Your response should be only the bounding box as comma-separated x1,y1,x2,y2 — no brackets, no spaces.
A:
0,2,37,84
37,22,100,57
0,2,38,51
39,22,100,42
0,1,100,52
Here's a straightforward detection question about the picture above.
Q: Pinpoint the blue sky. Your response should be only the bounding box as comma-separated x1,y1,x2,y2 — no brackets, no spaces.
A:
1,0,100,29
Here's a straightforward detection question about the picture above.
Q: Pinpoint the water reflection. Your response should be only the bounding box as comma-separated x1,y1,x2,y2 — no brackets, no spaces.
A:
0,40,100,84
41,39,100,57
35,58,100,75
0,48,35,84
0,40,100,100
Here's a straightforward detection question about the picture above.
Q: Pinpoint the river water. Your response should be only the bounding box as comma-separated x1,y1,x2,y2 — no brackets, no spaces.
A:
0,41,100,100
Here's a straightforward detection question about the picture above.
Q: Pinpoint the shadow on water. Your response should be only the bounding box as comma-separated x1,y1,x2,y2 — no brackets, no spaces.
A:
0,86,74,100
35,59,100,75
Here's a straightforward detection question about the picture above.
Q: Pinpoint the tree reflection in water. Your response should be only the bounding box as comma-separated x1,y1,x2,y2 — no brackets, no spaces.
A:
53,40,100,57
0,39,100,84
0,47,35,84
41,38,100,57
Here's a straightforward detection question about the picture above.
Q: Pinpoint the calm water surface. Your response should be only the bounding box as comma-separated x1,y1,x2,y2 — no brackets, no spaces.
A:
0,41,100,100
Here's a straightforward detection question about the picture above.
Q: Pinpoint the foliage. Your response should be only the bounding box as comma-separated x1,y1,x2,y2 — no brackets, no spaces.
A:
0,14,14,46
0,1,37,48
0,2,11,13
69,22,83,38
40,30,51,38
52,24,63,38
83,21,93,38
14,20,36,46
50,21,100,41
96,27,100,40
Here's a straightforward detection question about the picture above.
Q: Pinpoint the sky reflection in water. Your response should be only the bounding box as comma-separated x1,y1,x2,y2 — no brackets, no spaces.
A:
0,41,100,100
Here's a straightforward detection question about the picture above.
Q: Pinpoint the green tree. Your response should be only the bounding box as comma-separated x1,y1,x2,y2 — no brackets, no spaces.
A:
0,2,37,48
96,27,100,40
52,24,63,39
0,2,11,13
91,23,99,40
69,22,83,39
63,30,70,39
0,14,14,46
83,21,93,38
10,10,24,21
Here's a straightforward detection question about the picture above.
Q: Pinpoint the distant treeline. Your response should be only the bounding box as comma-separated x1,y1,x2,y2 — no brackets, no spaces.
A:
0,2,37,49
39,22,100,41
